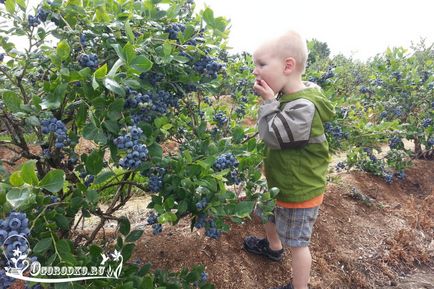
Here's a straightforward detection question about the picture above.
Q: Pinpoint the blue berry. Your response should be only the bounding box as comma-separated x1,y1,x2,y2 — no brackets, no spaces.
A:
146,212,158,225
193,56,223,79
213,112,228,127
28,15,41,27
383,171,393,184
78,53,99,70
195,198,208,210
422,118,432,128
165,23,185,41
388,136,403,149
335,162,346,171
40,118,70,150
147,167,165,193
152,223,163,235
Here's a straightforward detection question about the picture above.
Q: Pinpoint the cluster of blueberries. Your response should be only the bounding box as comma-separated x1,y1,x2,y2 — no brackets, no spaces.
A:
193,214,221,239
195,198,208,210
79,172,95,187
324,122,348,140
391,71,403,81
113,126,149,170
166,23,186,41
362,148,405,184
0,212,36,275
213,111,228,127
147,167,165,193
193,56,223,79
213,153,238,171
78,53,99,70
146,211,163,235
124,89,180,124
308,66,335,85
0,53,4,62
213,153,241,185
422,118,432,128
380,109,396,120
359,86,372,94
388,136,403,150
41,118,71,149
28,8,48,27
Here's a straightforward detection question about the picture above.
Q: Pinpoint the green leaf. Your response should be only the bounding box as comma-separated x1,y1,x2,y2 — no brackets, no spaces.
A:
5,0,15,14
158,212,177,224
131,56,153,73
3,91,22,113
147,143,163,159
56,40,70,61
234,201,255,218
163,197,175,210
111,44,125,61
55,215,70,230
107,99,125,120
103,119,120,134
6,187,31,208
125,21,135,42
94,170,115,184
83,122,107,145
47,83,68,109
85,150,104,175
119,216,130,236
21,160,38,185
202,7,215,25
15,0,25,10
94,63,108,79
33,238,53,254
92,75,99,90
163,42,172,57
86,189,98,204
39,169,65,193
124,42,136,64
143,275,154,289
56,239,76,264
121,243,135,261
9,171,24,187
125,230,143,243
103,78,125,97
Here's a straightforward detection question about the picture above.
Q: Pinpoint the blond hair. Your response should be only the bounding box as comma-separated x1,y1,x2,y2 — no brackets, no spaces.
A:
275,30,308,74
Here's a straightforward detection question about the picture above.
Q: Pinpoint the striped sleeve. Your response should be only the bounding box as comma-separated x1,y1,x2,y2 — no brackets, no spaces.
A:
258,99,315,149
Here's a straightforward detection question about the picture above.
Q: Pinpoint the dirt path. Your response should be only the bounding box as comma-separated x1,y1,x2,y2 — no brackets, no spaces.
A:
72,159,433,289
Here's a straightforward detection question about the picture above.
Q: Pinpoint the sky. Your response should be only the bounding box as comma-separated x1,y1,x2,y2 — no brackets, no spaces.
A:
195,0,434,60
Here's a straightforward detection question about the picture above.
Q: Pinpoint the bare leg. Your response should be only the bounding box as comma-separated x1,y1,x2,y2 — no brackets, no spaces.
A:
264,222,283,251
291,246,311,289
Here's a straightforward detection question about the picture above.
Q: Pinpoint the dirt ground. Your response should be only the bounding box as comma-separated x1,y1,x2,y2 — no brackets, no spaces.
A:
121,159,433,289
1,144,433,288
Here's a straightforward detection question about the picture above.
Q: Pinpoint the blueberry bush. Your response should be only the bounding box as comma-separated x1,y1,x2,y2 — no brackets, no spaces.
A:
0,0,269,288
0,0,432,287
305,40,433,183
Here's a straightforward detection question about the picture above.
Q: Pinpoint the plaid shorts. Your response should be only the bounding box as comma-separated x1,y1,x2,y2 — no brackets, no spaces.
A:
255,205,320,247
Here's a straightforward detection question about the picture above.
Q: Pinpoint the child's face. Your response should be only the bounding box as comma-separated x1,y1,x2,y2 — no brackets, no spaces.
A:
253,46,287,94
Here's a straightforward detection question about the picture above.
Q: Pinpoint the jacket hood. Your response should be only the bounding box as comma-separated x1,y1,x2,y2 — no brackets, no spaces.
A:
280,82,335,122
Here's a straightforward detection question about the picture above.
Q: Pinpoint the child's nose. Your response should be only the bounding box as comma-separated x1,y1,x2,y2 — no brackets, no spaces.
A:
253,67,258,76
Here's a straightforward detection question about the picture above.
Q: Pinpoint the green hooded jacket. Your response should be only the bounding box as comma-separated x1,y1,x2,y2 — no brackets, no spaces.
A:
258,84,335,203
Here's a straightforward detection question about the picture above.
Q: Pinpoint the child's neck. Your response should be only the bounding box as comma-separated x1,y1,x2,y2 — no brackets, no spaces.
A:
280,79,305,95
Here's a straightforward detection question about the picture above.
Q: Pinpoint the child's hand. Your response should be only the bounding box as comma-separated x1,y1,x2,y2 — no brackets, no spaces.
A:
253,79,275,101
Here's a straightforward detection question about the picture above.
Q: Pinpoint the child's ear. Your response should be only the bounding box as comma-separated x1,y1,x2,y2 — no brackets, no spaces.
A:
283,57,296,74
